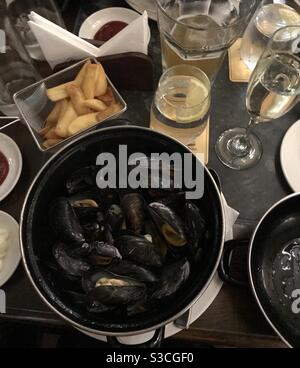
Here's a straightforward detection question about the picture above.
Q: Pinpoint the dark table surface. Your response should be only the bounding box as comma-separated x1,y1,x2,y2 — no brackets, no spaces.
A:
0,0,299,348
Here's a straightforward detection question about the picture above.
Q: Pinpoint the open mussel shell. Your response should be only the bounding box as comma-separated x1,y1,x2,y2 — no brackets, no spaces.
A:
49,197,85,246
66,166,96,195
53,243,91,278
115,235,164,268
148,202,187,247
82,269,146,306
108,260,158,284
88,241,122,266
152,259,190,301
121,193,145,235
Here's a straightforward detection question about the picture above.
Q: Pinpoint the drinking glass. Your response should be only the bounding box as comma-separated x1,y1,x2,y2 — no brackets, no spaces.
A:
150,65,211,147
0,4,40,116
240,0,300,72
7,0,65,61
216,25,300,170
156,0,256,81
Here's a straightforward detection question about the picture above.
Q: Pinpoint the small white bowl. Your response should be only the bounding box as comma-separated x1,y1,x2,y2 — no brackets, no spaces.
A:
0,133,22,202
0,211,21,287
79,7,151,43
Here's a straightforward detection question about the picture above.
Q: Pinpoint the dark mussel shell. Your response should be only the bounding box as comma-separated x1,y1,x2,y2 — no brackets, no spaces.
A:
87,300,117,314
144,220,168,258
88,241,122,266
67,242,92,259
126,295,148,316
82,221,105,242
108,260,158,284
74,207,103,222
152,259,190,300
185,201,207,254
53,243,91,278
82,269,145,306
66,166,96,195
121,193,145,235
149,202,187,247
115,235,164,268
128,155,180,190
50,197,85,246
105,204,123,236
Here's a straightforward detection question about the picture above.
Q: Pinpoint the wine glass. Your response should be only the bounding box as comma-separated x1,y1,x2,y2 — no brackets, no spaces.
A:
215,25,300,170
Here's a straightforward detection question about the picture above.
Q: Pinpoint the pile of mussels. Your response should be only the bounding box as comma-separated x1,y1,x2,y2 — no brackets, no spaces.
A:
48,164,208,316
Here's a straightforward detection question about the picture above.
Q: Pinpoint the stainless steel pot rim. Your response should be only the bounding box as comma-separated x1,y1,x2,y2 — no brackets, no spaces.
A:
248,192,300,349
20,125,226,337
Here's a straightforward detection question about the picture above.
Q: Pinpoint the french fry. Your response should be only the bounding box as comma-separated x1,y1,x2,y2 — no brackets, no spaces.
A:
57,99,69,120
46,82,75,102
44,127,62,140
83,99,107,112
39,125,51,138
43,139,63,149
75,60,91,86
67,112,99,136
46,101,62,125
66,84,91,115
95,63,107,97
97,103,121,122
55,101,78,138
96,87,115,104
82,64,99,100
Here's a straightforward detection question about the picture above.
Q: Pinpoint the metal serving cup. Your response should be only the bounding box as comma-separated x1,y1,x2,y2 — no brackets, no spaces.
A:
13,58,127,152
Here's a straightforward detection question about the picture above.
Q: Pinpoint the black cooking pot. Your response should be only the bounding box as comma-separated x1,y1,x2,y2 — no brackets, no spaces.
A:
219,193,300,348
20,125,225,346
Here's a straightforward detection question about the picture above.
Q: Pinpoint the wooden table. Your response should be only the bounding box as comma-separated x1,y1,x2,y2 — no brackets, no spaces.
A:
0,0,297,348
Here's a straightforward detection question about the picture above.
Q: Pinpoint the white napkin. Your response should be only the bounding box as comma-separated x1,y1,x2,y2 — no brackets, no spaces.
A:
28,11,150,69
222,193,239,241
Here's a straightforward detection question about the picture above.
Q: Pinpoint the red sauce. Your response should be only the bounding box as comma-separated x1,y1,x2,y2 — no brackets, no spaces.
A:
94,21,128,42
0,151,9,186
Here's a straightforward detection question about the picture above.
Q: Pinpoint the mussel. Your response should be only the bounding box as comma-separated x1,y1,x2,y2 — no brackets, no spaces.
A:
50,197,85,246
105,204,123,236
115,235,164,268
53,243,90,277
108,260,158,284
185,201,207,254
66,166,96,195
121,193,145,235
82,269,145,306
152,259,190,300
149,202,187,247
82,221,105,242
87,300,117,314
88,241,122,266
67,242,92,259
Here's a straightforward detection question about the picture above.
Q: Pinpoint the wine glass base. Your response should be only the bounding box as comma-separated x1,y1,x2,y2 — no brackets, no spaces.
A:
215,128,262,170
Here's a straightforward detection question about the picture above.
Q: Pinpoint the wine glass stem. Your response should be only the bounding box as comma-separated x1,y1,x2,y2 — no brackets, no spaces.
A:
246,117,259,137
227,117,259,158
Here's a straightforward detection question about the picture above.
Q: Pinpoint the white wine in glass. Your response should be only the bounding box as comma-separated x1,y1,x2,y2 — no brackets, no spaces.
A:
216,25,300,170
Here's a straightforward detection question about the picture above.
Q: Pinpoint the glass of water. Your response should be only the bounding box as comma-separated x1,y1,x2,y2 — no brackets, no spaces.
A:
240,0,300,72
150,65,211,147
0,5,40,116
216,25,300,170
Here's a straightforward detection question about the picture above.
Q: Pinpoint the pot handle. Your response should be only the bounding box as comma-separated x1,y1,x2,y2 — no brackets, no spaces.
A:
218,240,250,288
107,327,164,348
